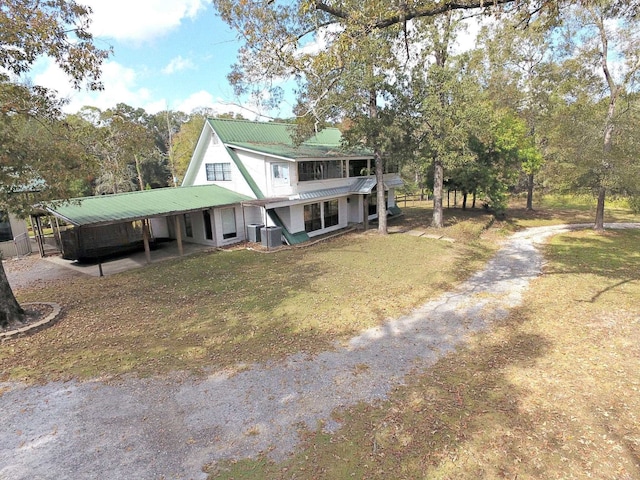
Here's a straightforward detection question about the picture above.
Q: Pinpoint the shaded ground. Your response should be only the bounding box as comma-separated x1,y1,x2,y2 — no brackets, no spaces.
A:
1,224,636,479
3,254,82,291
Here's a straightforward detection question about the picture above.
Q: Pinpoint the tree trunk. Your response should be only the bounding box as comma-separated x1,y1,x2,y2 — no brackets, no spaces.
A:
369,89,387,235
526,172,534,210
374,148,387,234
594,185,606,232
134,154,145,190
462,191,467,210
432,157,444,227
0,260,24,328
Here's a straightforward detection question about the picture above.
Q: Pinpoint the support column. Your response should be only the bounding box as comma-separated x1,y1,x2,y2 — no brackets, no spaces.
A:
174,215,183,256
142,219,151,264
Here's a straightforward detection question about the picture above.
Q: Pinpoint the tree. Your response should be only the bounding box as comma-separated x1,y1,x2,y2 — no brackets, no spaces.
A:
557,1,640,230
473,18,559,210
212,0,581,231
171,112,207,185
0,0,108,328
215,0,413,234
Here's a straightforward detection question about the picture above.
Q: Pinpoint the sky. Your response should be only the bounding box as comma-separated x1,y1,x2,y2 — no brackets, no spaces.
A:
31,0,290,119
29,0,487,120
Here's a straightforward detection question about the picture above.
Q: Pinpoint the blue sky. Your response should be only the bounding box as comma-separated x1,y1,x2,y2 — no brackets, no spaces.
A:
32,0,295,118
29,0,492,120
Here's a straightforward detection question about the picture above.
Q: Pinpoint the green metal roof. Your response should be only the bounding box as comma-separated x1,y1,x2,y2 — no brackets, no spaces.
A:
44,185,251,227
208,118,371,159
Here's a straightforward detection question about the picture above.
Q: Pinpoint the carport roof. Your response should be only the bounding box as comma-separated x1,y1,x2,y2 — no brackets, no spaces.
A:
41,185,251,227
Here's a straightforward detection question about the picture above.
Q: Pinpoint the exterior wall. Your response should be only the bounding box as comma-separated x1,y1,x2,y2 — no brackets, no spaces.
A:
177,210,214,247
9,215,28,238
235,150,271,197
190,143,255,197
243,206,263,226
274,206,292,232
348,195,363,224
149,217,170,239
0,215,31,258
288,204,305,233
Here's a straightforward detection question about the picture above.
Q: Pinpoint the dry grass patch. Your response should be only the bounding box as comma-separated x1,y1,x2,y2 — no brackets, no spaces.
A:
207,229,640,480
1,210,496,383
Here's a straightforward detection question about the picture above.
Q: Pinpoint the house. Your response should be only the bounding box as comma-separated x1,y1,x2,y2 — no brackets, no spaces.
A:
182,118,403,245
38,119,403,262
0,212,31,258
39,184,251,261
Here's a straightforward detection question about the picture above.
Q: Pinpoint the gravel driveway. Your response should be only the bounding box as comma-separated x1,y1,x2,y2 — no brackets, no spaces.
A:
1,224,637,480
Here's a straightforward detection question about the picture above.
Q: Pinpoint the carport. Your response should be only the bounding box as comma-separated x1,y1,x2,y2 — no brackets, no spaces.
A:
36,185,251,264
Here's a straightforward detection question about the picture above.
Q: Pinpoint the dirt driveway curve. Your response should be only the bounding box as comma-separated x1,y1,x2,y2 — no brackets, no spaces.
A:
1,224,638,479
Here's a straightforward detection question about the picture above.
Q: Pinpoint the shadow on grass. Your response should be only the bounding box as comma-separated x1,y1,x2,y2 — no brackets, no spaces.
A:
206,308,553,479
540,230,640,302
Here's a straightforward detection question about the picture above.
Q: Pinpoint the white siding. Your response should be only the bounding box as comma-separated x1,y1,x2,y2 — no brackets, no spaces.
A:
149,217,169,238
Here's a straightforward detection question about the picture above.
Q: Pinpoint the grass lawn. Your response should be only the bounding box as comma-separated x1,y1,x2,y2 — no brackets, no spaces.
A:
205,204,640,479
3,197,640,479
2,201,497,383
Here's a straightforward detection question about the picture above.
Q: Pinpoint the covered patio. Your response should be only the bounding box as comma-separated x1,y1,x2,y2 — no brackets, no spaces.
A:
36,184,251,265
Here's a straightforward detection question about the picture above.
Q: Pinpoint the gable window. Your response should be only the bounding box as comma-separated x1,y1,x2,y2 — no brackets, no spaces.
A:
272,163,290,185
205,163,231,181
221,208,237,239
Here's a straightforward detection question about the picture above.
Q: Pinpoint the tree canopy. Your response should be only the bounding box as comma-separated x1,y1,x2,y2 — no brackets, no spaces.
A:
0,0,109,327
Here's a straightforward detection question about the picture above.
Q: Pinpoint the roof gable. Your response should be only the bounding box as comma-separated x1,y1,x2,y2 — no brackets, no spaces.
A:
207,118,371,159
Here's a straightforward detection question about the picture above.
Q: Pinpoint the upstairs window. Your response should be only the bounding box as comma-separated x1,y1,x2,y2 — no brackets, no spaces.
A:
348,159,370,177
297,160,344,181
205,163,231,181
272,163,290,185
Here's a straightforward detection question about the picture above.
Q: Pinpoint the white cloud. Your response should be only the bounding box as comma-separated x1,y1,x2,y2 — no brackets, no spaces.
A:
295,24,344,57
172,90,272,119
162,55,195,75
79,0,207,43
33,59,152,113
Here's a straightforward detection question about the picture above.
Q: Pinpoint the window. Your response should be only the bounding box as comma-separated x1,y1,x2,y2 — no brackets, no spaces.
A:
298,160,344,181
203,211,213,240
205,163,231,181
184,213,193,237
324,200,339,228
221,208,237,239
272,163,290,184
348,159,370,177
305,201,339,232
304,203,322,232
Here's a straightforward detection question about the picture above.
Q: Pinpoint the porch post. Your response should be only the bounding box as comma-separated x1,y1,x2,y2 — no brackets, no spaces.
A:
174,215,183,256
363,195,369,231
142,218,151,264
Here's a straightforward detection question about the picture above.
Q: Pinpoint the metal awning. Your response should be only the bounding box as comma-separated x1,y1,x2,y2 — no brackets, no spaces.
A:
38,184,252,227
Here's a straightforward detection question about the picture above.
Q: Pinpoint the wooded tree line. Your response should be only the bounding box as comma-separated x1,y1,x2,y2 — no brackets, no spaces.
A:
2,0,640,327
214,0,640,230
